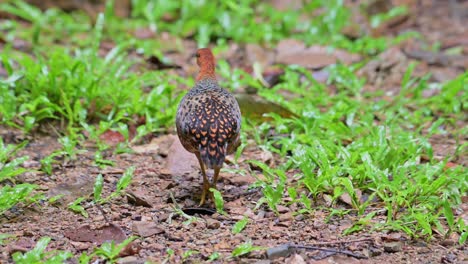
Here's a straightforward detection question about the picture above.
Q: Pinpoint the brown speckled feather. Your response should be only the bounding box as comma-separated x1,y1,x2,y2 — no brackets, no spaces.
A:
175,48,241,205
176,78,241,169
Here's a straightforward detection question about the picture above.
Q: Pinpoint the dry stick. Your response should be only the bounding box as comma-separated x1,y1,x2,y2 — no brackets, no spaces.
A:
291,244,368,259
309,238,374,246
230,188,261,200
95,203,111,224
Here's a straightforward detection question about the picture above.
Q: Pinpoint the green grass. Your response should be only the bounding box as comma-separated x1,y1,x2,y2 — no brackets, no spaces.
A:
241,64,467,240
12,237,73,264
0,0,466,262
0,138,38,215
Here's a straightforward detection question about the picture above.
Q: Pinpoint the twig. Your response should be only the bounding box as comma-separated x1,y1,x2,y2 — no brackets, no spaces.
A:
230,188,261,200
95,203,110,224
267,243,369,260
291,244,368,259
308,238,374,246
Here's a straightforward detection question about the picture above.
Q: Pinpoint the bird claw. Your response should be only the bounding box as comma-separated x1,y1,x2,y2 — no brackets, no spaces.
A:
199,181,210,206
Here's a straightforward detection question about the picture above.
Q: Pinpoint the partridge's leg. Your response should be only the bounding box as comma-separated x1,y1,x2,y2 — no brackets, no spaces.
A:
196,153,209,206
212,166,221,187
210,166,222,202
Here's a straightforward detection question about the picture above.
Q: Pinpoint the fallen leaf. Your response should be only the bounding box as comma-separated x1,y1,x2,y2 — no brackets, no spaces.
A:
339,189,362,207
165,136,199,176
47,174,94,206
134,28,155,39
147,55,182,70
132,221,164,238
276,39,361,69
444,162,458,169
225,173,256,185
235,93,296,121
99,130,125,145
245,44,276,69
126,190,153,208
64,223,126,245
7,237,35,255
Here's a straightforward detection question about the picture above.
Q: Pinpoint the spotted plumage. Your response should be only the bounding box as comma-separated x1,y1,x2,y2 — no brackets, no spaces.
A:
176,48,241,205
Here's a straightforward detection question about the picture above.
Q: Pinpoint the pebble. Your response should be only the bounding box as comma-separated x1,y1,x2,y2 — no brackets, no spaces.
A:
285,254,306,264
276,205,290,213
383,241,403,253
117,256,141,264
206,218,221,229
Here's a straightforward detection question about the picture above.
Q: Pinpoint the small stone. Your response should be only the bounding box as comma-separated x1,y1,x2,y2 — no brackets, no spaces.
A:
195,239,207,245
383,242,403,253
368,246,382,257
276,205,290,213
279,212,293,222
158,213,171,222
117,256,141,264
254,260,271,264
267,244,291,259
441,253,457,263
131,215,142,221
412,241,427,247
206,218,221,229
70,241,90,251
126,191,152,207
294,214,304,221
285,254,306,264
255,210,266,220
132,221,164,238
440,239,456,247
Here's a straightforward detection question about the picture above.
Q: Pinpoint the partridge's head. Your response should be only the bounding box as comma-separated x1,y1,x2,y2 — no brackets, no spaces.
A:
195,48,216,81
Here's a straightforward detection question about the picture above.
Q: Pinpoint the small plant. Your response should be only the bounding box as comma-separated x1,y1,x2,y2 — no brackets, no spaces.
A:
0,233,14,245
40,152,62,175
93,236,137,263
0,139,29,182
162,248,175,264
12,237,73,264
250,160,286,213
232,217,249,234
0,140,38,215
182,249,199,261
67,197,88,218
93,166,134,204
0,184,37,215
231,240,265,258
208,252,220,262
210,188,227,215
67,167,134,217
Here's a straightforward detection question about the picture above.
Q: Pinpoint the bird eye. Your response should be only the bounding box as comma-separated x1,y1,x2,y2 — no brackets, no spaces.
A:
196,53,200,58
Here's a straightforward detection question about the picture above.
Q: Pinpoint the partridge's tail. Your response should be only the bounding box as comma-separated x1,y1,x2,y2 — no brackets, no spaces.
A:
199,136,227,169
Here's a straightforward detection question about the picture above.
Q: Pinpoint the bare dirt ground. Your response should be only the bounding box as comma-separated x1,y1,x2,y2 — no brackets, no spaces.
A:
0,0,467,263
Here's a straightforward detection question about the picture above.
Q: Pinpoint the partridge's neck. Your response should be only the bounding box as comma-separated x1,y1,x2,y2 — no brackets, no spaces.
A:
196,63,216,82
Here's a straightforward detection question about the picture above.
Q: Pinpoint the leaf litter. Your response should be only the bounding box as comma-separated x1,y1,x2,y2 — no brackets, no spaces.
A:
1,0,467,263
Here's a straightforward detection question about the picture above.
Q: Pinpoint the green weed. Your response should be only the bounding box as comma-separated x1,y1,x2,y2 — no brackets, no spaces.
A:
0,139,29,182
210,187,227,215
67,197,88,218
12,237,73,264
0,139,38,215
231,240,264,258
93,236,137,263
248,63,467,240
232,217,249,234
